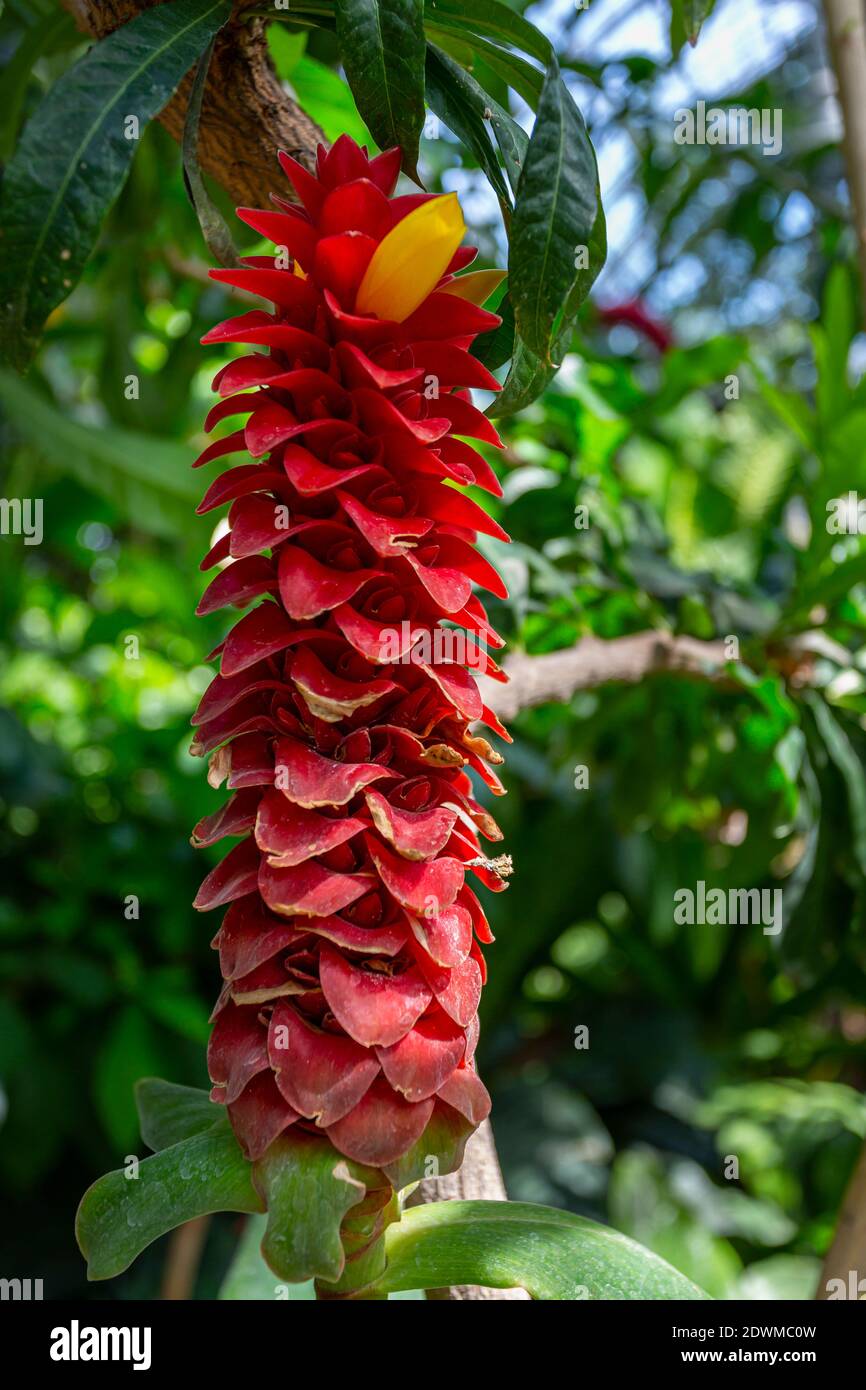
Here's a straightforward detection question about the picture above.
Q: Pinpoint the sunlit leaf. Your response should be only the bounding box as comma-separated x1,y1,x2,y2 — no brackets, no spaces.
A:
370,1200,711,1299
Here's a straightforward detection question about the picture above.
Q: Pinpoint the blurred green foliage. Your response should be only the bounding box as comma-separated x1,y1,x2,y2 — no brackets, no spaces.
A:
2,0,866,1300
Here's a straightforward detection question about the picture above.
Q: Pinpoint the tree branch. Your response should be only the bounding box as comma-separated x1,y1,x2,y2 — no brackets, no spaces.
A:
61,0,325,205
482,630,730,723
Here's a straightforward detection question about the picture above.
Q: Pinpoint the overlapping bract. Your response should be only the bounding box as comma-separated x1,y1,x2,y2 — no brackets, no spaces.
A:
192,135,510,1178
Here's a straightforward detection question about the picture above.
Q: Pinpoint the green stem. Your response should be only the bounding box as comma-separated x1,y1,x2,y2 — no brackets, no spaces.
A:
314,1190,399,1300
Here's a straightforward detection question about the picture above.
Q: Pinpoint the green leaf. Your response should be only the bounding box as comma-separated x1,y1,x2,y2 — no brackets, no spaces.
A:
425,44,513,216
807,695,866,880
426,23,544,107
750,358,816,452
670,0,716,53
0,9,79,161
289,55,374,147
335,0,425,179
509,60,599,363
251,1130,372,1285
76,1129,263,1281
571,188,607,317
424,0,552,66
182,35,239,268
0,0,232,370
370,1200,711,1299
0,369,203,540
489,321,569,418
813,263,856,432
218,1214,423,1299
267,24,308,78
472,290,514,373
143,988,211,1044
135,1078,227,1152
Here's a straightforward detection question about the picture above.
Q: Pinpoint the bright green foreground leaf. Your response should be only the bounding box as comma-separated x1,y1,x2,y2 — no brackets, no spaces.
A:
335,0,425,179
0,0,231,370
290,56,374,148
370,1200,711,1300
76,1130,263,1281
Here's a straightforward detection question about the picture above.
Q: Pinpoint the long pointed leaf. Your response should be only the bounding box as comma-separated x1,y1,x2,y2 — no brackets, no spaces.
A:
509,59,599,363
335,0,425,179
425,44,514,216
371,1199,711,1300
425,0,552,66
0,0,231,370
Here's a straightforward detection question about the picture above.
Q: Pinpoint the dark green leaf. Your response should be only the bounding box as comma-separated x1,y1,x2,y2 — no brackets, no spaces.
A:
472,290,515,372
509,60,599,362
808,695,866,880
670,0,717,53
92,1007,167,1150
335,0,425,179
0,0,231,370
425,44,513,215
0,10,79,162
76,1130,263,1281
425,0,552,66
370,1200,711,1299
489,321,570,418
571,189,607,316
426,22,544,107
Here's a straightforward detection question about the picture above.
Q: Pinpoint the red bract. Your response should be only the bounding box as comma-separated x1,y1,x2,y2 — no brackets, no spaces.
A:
192,135,511,1178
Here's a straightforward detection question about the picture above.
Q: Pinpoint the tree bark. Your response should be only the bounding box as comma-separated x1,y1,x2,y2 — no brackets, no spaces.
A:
822,0,866,317
816,1141,866,1298
406,1121,530,1301
61,0,325,205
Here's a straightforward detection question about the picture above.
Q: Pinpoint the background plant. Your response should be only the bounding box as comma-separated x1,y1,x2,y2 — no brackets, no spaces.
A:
1,0,865,1300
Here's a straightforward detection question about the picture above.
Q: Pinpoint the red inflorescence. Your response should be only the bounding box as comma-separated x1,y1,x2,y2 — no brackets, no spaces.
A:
191,135,511,1175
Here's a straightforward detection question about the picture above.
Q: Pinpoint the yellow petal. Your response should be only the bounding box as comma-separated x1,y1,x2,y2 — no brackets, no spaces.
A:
355,193,466,323
440,268,506,306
